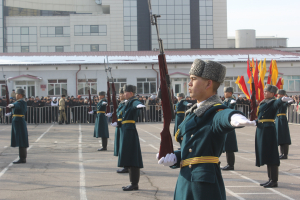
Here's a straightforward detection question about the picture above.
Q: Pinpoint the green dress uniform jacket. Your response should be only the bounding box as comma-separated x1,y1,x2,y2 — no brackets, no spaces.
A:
174,99,189,136
222,98,238,152
114,101,125,156
275,102,291,145
255,97,284,167
11,99,29,148
172,95,243,200
118,97,143,168
93,99,109,138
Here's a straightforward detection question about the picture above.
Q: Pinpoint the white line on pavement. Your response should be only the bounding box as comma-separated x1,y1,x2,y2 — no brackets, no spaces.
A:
226,186,260,187
139,137,146,142
35,124,54,142
225,188,245,200
78,124,87,200
235,193,274,195
149,144,159,151
137,127,161,140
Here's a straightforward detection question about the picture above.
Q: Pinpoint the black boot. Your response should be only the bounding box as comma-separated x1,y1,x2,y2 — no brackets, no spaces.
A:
222,152,234,170
279,144,288,159
260,165,271,186
13,147,27,164
264,165,278,188
123,167,139,191
98,138,107,151
117,167,129,173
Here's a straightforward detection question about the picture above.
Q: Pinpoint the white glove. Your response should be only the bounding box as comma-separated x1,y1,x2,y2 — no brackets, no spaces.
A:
105,113,112,117
288,100,294,103
136,104,146,108
7,104,14,108
111,122,118,127
5,112,11,117
158,153,177,166
156,153,159,160
187,103,192,106
88,111,94,115
230,100,236,104
230,114,256,127
281,97,292,102
102,102,107,105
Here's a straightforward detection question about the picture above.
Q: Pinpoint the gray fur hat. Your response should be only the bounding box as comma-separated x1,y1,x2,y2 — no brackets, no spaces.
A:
264,84,278,94
189,59,226,83
224,87,233,93
177,93,185,98
98,91,106,96
119,87,124,94
16,88,26,96
277,89,286,95
123,84,136,93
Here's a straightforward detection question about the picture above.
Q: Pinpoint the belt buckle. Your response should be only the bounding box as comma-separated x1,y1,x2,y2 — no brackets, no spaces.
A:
180,160,183,169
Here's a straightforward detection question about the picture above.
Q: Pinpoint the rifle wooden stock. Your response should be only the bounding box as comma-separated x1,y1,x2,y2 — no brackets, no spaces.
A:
88,90,92,112
111,82,118,123
106,81,111,114
158,53,174,159
250,81,257,121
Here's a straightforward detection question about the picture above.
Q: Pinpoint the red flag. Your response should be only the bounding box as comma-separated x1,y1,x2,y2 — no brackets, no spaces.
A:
267,60,273,84
253,59,259,101
258,79,264,101
247,58,253,93
238,76,250,99
276,77,282,89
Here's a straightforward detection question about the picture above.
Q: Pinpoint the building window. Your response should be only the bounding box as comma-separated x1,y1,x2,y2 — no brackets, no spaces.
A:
21,46,29,52
48,79,67,96
55,46,64,52
199,0,214,48
6,26,37,52
5,6,76,17
283,76,300,92
109,78,127,94
74,25,107,36
123,0,137,51
151,0,191,50
21,27,29,35
78,79,97,95
75,44,107,52
137,78,156,94
0,81,6,97
40,26,70,37
224,77,242,93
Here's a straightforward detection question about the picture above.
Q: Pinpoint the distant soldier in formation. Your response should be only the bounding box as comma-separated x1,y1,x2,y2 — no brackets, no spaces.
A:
159,59,255,199
5,89,29,164
118,85,145,191
256,85,292,188
222,87,238,170
58,95,66,124
275,89,293,159
89,91,109,151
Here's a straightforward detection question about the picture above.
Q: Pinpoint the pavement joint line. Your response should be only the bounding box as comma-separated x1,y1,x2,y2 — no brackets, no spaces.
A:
229,171,295,200
225,188,245,200
78,124,87,200
139,137,146,142
0,124,53,180
235,193,275,195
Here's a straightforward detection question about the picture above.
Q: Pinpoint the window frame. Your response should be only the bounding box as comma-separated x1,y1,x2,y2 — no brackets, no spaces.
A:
137,78,157,94
47,79,68,96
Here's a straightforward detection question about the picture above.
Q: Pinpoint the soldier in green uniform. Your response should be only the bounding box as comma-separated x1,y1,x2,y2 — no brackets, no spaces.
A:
275,89,293,159
174,93,192,137
222,87,238,170
6,89,29,164
118,85,145,191
88,91,109,151
256,85,292,188
157,59,256,200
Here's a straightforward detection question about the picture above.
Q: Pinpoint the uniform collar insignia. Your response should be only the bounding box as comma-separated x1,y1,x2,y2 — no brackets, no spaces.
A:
125,96,137,105
186,94,222,117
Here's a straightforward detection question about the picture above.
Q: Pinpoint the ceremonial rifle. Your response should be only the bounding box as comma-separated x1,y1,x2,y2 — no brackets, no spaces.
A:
249,56,257,121
148,0,175,159
4,75,10,114
85,75,92,112
104,59,111,114
106,56,118,124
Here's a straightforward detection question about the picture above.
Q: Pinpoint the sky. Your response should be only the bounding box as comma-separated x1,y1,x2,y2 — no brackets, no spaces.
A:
227,0,300,47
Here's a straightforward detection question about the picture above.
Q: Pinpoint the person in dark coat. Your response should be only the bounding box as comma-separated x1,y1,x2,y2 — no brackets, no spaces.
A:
174,93,192,137
118,84,145,191
275,89,293,159
222,87,238,170
256,85,292,188
5,89,29,164
88,91,109,151
157,59,256,200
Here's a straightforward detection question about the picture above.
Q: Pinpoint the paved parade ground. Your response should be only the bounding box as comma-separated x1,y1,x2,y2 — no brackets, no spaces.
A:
1,123,300,200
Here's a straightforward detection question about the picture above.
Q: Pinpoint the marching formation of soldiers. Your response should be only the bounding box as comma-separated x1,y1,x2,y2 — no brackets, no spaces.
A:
4,58,295,199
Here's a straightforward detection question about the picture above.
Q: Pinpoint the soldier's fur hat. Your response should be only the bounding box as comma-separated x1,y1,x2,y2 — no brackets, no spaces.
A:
277,89,286,95
177,93,185,98
264,84,278,94
189,59,226,83
123,84,136,93
16,88,26,96
119,87,124,94
224,87,233,93
98,91,106,96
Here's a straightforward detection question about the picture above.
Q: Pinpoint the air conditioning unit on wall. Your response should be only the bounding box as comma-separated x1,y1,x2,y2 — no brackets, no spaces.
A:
95,0,102,5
